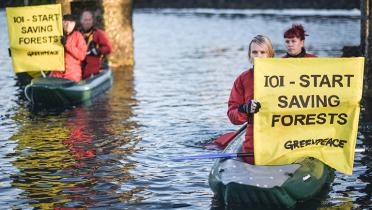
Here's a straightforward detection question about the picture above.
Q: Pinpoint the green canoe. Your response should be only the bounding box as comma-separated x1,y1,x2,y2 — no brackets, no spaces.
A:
24,69,113,108
208,129,335,209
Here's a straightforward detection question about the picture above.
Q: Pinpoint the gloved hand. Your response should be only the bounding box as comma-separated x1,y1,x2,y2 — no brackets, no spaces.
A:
87,41,101,56
238,99,261,114
60,36,67,46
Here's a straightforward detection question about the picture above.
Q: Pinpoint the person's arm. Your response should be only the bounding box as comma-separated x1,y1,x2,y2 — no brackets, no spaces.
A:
227,76,249,125
64,32,87,61
96,30,112,55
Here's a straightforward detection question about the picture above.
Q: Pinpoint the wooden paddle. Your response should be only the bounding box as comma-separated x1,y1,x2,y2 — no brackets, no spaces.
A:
212,123,247,148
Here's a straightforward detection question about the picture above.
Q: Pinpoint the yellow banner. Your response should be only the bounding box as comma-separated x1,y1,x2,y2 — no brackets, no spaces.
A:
253,58,364,175
6,4,64,72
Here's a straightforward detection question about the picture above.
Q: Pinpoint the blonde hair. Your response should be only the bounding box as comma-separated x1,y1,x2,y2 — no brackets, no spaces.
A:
248,35,275,63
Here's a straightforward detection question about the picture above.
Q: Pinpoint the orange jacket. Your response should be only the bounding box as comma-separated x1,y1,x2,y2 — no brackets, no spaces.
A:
50,31,87,82
227,68,254,164
82,29,112,79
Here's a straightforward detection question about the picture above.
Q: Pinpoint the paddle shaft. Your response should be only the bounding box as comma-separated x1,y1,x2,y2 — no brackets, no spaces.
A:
234,123,248,138
213,123,248,147
172,152,253,161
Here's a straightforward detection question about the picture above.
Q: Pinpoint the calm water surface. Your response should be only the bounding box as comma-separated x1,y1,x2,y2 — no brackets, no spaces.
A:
0,8,371,209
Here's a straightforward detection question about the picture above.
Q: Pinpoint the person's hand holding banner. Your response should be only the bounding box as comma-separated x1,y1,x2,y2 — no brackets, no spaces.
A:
253,57,364,175
60,35,67,46
238,99,261,114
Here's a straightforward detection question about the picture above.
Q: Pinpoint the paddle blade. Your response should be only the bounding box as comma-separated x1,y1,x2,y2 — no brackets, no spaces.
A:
212,124,247,148
213,132,236,147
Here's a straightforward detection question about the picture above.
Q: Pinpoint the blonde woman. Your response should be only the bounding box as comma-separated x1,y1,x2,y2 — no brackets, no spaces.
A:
227,35,275,164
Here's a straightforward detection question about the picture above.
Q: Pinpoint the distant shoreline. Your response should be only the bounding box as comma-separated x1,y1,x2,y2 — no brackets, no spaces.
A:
133,8,361,17
1,0,360,9
134,0,359,10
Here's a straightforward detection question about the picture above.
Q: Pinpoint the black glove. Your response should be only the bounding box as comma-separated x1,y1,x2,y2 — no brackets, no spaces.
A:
238,99,261,114
61,36,67,46
87,41,101,56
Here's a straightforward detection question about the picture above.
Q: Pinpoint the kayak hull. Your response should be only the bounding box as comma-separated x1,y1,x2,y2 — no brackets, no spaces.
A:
24,69,113,108
208,129,335,209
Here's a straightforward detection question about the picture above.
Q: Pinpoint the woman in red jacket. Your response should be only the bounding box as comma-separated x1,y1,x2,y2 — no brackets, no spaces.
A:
227,35,275,164
50,15,87,82
282,24,316,58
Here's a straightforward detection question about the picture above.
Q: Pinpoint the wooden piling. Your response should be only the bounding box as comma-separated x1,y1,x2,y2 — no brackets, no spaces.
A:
102,0,134,67
55,0,71,14
361,0,372,98
361,0,372,120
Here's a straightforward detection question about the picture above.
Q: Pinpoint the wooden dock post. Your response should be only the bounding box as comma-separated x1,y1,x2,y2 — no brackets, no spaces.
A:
102,0,134,67
361,0,372,121
361,0,372,97
55,0,71,14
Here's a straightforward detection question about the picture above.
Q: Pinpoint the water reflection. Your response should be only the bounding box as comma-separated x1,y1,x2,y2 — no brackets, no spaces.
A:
9,110,74,209
6,68,141,209
354,131,372,209
0,8,371,209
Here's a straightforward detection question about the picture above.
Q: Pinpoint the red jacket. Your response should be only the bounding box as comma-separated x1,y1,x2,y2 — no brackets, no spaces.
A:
227,68,254,164
82,29,112,79
50,31,87,82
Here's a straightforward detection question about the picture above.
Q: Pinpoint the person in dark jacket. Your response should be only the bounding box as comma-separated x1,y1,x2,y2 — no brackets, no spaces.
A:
282,24,316,58
80,10,112,79
50,15,87,82
227,35,275,164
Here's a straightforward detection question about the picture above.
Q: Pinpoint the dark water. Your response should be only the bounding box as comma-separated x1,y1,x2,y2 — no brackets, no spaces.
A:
0,8,371,209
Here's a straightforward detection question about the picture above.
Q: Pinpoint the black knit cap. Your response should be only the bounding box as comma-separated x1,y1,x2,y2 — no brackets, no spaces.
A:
63,14,76,22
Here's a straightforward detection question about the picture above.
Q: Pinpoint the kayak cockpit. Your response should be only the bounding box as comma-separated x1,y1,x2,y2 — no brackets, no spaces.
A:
217,159,301,188
209,129,335,208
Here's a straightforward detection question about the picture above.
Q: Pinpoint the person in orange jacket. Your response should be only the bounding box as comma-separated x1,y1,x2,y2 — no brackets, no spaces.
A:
50,15,87,83
227,35,275,164
80,10,112,79
282,24,317,58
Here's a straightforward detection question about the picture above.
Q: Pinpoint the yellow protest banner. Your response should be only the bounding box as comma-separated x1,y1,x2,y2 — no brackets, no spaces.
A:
253,58,364,175
6,4,64,72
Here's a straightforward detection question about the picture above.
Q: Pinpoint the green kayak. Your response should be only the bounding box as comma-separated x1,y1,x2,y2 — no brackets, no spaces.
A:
24,69,113,108
208,129,335,209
